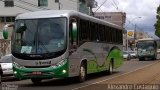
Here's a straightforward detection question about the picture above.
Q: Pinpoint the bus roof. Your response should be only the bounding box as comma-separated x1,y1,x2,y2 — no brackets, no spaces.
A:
137,38,155,42
16,10,122,30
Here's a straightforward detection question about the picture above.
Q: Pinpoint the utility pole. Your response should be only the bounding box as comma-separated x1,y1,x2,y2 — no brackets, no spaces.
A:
126,17,141,51
134,24,137,40
83,0,97,16
58,2,61,10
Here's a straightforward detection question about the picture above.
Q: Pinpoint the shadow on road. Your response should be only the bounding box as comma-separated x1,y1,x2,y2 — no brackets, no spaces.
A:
19,71,120,87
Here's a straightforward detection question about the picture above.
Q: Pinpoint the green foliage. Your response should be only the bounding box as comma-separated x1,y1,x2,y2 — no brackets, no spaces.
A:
155,5,160,37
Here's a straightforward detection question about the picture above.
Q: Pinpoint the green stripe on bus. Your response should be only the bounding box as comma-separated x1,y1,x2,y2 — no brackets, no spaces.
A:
86,48,123,74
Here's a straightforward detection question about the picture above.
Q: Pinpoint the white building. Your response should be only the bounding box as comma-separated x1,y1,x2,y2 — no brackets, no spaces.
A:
0,0,96,56
0,0,73,36
0,0,98,39
0,0,78,29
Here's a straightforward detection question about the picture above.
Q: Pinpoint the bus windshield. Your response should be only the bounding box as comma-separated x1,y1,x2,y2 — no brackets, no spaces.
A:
137,41,155,50
12,17,66,55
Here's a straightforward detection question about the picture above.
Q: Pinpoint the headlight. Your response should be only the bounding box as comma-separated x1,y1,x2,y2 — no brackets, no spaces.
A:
50,59,67,68
13,62,25,69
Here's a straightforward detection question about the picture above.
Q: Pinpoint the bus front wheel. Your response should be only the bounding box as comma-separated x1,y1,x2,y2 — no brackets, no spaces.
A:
78,62,86,83
0,74,2,84
31,78,42,85
139,58,144,61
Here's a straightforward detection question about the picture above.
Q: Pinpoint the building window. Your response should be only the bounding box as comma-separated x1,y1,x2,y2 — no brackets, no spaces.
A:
79,0,86,3
4,0,14,7
0,16,15,23
0,17,5,22
38,0,48,6
105,16,111,18
95,16,104,19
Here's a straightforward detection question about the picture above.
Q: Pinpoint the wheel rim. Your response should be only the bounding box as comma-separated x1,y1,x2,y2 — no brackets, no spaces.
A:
0,75,1,84
110,63,113,73
80,66,85,80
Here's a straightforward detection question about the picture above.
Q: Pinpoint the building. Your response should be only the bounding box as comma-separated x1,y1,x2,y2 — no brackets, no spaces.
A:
0,0,97,56
0,0,99,38
136,31,150,39
94,12,126,28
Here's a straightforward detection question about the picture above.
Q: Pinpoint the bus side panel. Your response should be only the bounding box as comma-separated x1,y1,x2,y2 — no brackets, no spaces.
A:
86,44,123,74
68,42,105,76
82,42,105,74
68,54,81,77
68,42,123,75
107,47,123,69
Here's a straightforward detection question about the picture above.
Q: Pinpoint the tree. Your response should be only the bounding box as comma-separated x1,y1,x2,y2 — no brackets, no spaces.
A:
155,5,160,37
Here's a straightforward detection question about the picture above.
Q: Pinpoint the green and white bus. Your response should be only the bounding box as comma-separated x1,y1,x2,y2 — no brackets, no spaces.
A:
136,38,157,61
10,10,123,84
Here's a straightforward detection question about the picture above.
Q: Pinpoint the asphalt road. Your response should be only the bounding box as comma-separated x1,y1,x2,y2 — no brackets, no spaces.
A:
1,58,158,90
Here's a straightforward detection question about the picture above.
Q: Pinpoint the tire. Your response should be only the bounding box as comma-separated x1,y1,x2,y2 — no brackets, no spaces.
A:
107,61,113,75
139,58,144,61
153,55,157,60
127,56,131,60
78,62,86,83
0,74,2,84
31,79,42,85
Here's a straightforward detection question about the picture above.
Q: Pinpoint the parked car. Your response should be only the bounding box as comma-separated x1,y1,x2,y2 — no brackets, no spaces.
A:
123,51,131,60
0,54,13,77
128,51,137,58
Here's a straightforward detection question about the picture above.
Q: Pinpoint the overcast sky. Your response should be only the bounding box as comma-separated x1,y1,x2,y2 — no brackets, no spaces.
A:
93,0,160,38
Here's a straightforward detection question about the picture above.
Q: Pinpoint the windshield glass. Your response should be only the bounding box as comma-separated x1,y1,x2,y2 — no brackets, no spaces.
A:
137,41,155,50
12,18,66,55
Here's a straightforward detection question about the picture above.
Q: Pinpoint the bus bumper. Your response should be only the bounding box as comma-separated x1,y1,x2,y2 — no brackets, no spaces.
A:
138,55,155,60
12,60,68,79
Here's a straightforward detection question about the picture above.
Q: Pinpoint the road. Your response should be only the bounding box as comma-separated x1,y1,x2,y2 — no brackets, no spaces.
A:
1,58,158,90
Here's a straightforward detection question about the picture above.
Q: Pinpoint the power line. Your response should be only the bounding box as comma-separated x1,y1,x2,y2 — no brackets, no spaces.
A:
94,0,108,12
111,0,118,10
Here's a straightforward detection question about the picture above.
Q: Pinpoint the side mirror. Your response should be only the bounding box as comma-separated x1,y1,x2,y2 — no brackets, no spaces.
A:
3,24,14,39
3,27,8,39
72,22,77,42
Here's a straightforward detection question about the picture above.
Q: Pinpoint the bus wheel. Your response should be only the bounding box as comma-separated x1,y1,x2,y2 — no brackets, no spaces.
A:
31,79,41,85
78,62,86,83
0,74,2,84
107,61,113,75
153,55,157,60
139,58,144,61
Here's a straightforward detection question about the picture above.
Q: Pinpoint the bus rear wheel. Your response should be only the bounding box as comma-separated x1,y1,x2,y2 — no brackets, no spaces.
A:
31,78,42,85
78,62,86,83
107,61,113,75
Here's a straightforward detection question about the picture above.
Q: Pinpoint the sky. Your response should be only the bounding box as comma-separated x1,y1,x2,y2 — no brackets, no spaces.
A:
93,0,160,38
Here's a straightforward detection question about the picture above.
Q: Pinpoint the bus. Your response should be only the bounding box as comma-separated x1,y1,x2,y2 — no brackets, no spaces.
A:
136,38,157,61
9,10,123,84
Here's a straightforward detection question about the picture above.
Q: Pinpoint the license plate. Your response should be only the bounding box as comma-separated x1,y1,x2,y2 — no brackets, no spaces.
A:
32,71,42,75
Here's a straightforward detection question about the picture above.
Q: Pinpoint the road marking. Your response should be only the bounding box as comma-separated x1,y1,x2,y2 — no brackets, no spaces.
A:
72,61,159,90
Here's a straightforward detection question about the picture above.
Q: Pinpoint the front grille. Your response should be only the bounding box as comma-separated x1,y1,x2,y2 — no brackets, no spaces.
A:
24,65,51,68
